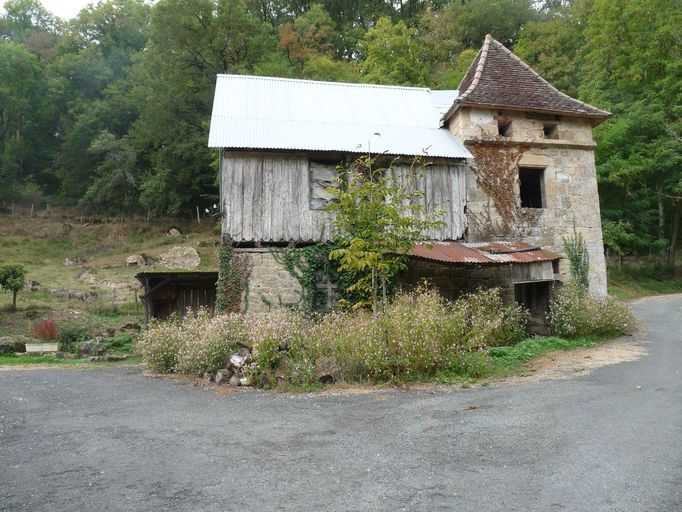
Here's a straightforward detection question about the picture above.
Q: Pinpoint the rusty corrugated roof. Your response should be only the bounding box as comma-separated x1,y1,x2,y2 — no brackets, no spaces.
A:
409,242,561,265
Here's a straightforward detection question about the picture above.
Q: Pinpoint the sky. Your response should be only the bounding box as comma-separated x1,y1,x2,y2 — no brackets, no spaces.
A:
40,0,92,19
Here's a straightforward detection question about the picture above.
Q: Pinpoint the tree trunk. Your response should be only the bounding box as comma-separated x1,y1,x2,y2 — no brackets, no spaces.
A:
668,199,681,268
12,290,17,310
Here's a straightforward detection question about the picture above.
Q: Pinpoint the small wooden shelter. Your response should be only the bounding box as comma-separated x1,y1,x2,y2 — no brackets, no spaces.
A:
136,270,218,322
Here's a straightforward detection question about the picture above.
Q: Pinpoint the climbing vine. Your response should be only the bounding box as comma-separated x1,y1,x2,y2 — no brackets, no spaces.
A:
271,243,335,314
467,133,539,238
215,240,252,314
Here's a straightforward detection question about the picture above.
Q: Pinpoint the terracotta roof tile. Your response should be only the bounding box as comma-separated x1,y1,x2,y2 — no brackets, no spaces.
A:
443,35,611,122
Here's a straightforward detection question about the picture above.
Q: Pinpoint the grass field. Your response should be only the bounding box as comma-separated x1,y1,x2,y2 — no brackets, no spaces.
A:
607,261,682,300
0,212,220,339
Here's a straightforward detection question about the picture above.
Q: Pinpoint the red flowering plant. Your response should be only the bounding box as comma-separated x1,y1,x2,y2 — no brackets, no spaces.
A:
33,317,59,342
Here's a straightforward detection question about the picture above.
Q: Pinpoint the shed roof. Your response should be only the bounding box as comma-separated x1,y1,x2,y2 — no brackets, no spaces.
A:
409,241,561,265
442,35,611,123
208,75,472,159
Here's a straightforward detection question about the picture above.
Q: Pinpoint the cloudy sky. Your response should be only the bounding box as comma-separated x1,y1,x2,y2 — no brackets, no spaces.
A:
40,0,93,19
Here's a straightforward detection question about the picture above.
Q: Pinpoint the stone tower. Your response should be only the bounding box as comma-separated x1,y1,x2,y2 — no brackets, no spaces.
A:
444,35,611,295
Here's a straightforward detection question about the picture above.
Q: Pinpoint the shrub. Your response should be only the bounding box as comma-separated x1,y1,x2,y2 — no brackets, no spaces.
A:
175,311,245,376
246,309,311,384
136,317,183,373
378,288,467,376
103,332,136,353
33,317,59,341
58,325,90,353
138,287,530,386
548,283,636,338
453,288,528,349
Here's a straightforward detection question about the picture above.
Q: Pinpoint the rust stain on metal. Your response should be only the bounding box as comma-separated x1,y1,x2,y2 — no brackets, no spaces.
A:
409,242,561,265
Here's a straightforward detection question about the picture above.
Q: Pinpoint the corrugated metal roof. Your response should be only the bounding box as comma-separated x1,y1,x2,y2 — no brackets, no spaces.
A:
208,75,472,159
409,241,561,265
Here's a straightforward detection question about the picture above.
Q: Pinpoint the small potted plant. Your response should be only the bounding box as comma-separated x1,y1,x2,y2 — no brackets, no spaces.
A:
26,317,60,353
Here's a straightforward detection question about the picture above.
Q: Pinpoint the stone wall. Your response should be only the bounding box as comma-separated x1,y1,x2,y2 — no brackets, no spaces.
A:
448,107,607,295
400,259,515,303
235,248,303,314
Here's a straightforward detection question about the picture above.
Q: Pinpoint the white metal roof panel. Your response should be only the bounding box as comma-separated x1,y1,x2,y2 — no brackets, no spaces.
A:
208,75,471,159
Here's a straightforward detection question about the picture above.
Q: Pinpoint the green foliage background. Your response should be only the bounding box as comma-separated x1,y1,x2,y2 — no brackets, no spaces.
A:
0,0,680,258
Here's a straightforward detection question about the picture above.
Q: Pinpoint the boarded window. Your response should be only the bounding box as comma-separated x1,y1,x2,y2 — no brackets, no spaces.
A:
309,160,339,210
519,167,545,208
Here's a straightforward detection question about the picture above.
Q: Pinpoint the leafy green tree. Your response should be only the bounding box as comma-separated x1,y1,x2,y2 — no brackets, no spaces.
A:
326,156,445,316
128,0,277,216
0,264,26,310
278,4,336,70
359,16,428,86
0,39,54,206
79,130,138,215
580,0,682,264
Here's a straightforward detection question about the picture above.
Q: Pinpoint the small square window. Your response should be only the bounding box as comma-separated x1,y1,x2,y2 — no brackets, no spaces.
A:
498,119,512,137
543,123,559,139
519,167,545,208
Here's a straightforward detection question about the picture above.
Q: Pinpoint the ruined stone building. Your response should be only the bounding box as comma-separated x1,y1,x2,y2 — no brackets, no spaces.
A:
207,35,610,324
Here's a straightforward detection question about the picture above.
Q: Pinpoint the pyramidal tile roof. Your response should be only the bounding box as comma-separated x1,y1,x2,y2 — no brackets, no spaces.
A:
442,35,610,123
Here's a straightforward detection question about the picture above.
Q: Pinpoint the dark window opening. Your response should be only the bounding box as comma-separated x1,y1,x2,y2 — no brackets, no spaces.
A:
543,123,559,139
498,119,512,137
519,167,544,208
514,281,551,315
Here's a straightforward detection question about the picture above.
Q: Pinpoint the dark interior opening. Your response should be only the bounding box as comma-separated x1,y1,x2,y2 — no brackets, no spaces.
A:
543,123,559,139
519,167,544,208
514,281,551,315
498,119,512,137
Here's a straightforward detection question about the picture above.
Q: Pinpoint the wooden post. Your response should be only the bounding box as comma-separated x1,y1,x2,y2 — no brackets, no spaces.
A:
196,205,201,224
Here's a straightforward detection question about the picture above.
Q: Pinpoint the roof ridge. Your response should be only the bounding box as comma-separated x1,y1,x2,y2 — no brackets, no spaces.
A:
216,73,431,92
484,37,610,117
456,33,492,104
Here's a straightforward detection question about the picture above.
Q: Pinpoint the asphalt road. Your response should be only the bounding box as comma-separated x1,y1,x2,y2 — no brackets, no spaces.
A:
1,295,680,512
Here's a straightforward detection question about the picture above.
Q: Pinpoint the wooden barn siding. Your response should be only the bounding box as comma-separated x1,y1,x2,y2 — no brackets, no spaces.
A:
221,152,466,242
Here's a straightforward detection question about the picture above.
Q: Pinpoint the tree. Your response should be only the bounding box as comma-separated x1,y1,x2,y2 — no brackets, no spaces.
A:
326,156,445,316
359,16,428,86
0,264,26,310
580,0,682,264
79,130,138,216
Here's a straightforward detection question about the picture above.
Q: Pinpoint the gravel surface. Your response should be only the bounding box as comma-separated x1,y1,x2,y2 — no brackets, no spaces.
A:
1,295,680,512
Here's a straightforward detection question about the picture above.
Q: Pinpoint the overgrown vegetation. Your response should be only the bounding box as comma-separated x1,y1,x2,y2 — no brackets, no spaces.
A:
326,156,445,315
138,283,637,389
548,283,636,338
215,241,252,314
562,223,590,288
138,287,528,383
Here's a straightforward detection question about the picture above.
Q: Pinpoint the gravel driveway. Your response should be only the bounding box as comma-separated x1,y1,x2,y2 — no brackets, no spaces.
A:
1,295,681,511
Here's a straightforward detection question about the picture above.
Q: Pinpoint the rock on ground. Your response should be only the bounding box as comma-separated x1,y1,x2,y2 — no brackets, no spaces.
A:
315,356,341,384
157,246,200,269
215,368,233,385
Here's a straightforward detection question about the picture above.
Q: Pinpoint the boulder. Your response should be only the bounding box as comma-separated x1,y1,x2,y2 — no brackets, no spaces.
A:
215,368,233,384
168,227,182,237
55,351,78,359
239,376,250,387
203,372,215,384
79,338,107,356
0,336,29,353
229,353,247,369
315,356,341,384
157,246,200,269
63,257,81,266
125,254,148,267
228,375,241,387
